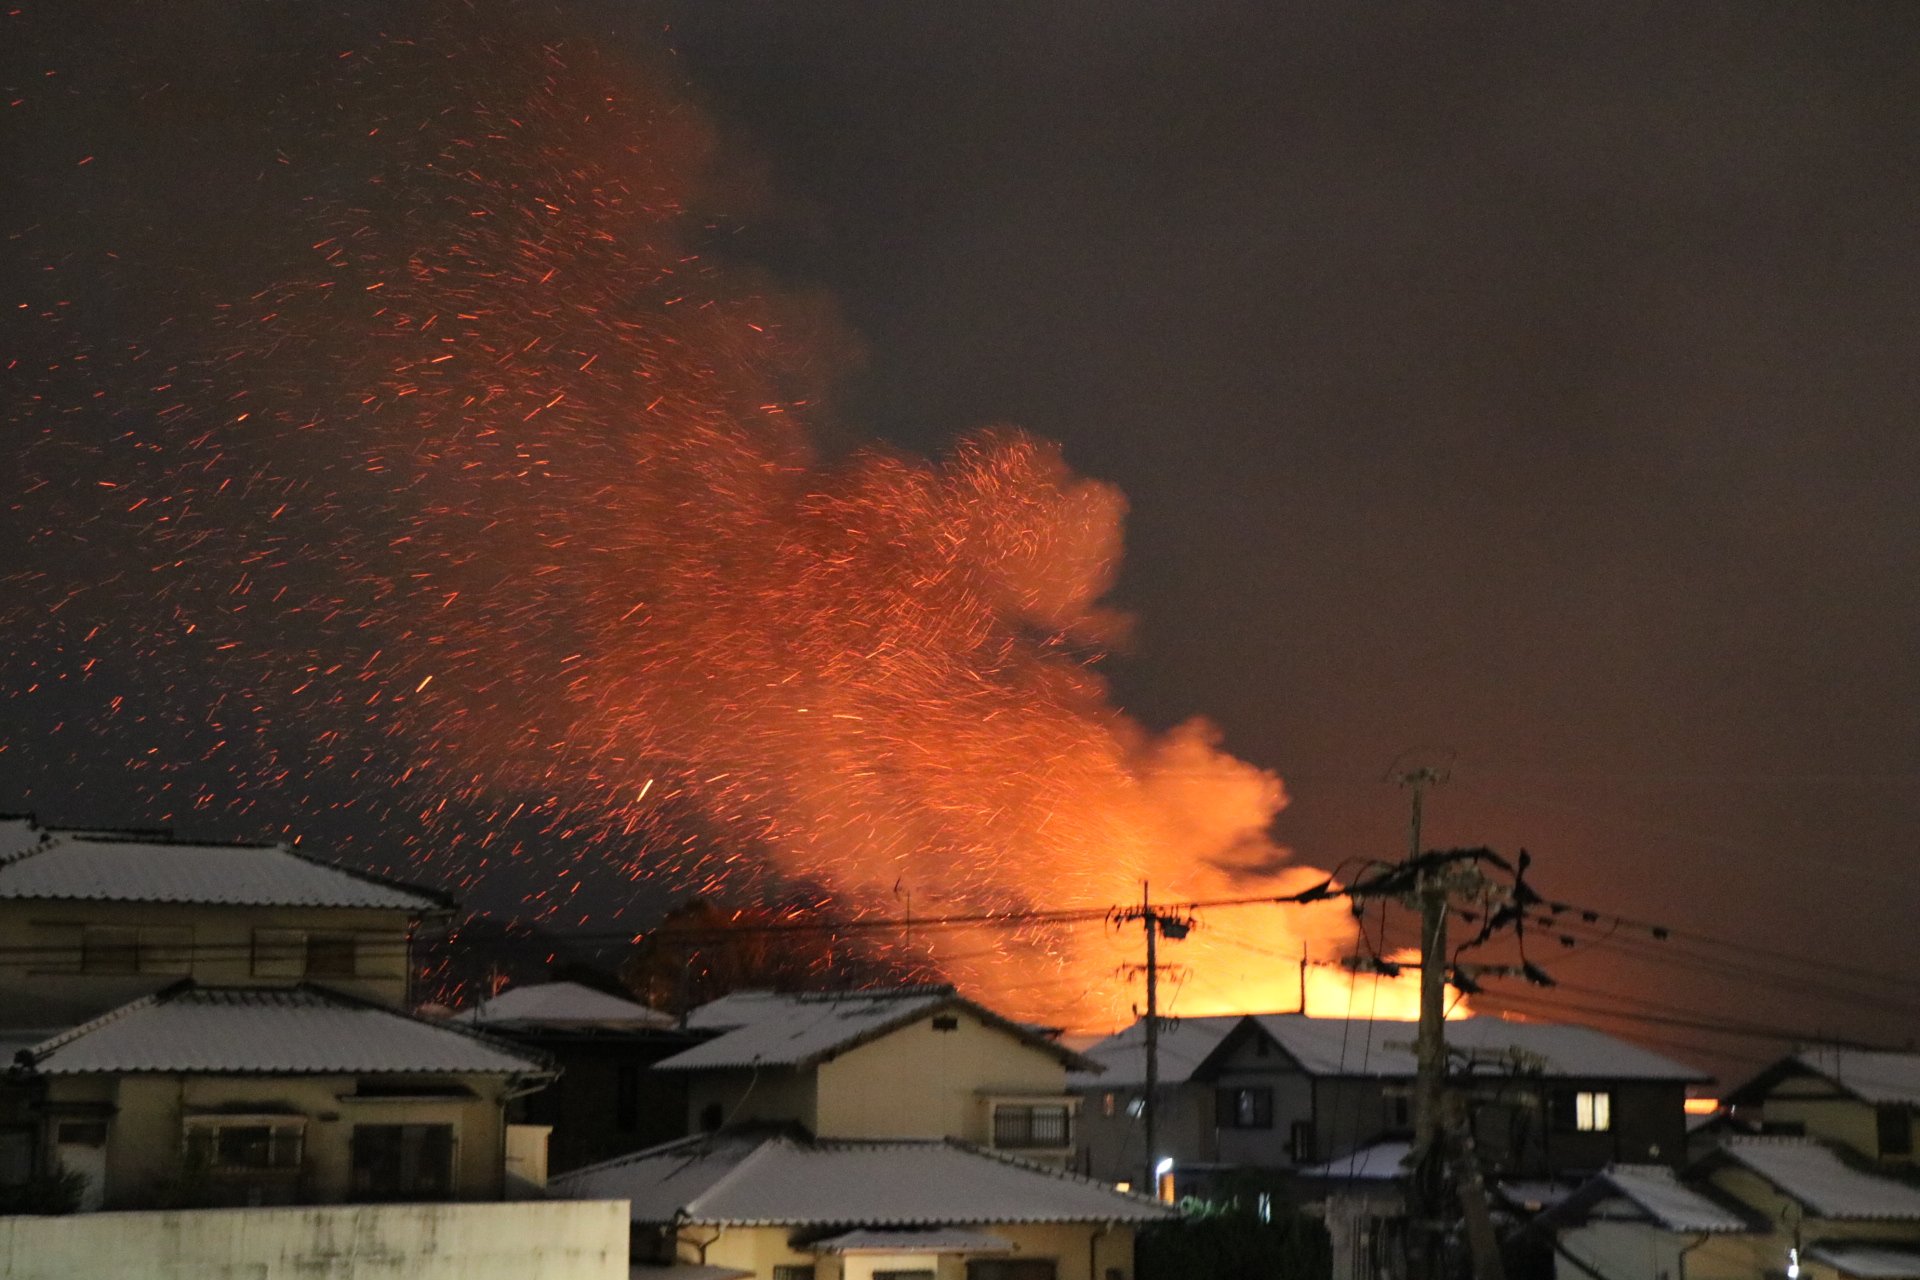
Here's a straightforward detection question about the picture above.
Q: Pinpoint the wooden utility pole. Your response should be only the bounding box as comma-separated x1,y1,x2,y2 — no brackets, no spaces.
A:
1401,765,1449,1280
1142,881,1160,1194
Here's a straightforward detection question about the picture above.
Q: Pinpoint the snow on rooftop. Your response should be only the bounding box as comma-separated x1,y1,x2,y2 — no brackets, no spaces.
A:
0,830,447,912
0,817,42,862
29,985,548,1076
1295,1139,1412,1183
662,987,1086,1072
1805,1243,1920,1279
1792,1048,1920,1108
1717,1137,1920,1221
462,981,676,1030
1247,1013,1707,1081
1592,1164,1752,1233
552,1131,1176,1227
1070,1014,1243,1089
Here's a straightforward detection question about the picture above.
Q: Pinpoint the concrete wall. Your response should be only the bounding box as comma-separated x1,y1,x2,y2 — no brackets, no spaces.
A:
0,900,416,1025
690,1221,1139,1280
0,1197,629,1280
45,1071,514,1209
815,1009,1069,1144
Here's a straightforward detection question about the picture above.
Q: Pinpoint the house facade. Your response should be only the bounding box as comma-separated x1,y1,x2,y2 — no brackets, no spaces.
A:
1726,1048,1920,1162
660,986,1092,1161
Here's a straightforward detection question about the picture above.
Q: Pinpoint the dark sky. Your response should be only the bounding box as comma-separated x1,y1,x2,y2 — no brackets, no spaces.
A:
6,2,1920,1068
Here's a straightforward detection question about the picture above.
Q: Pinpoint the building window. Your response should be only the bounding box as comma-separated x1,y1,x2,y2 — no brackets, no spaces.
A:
74,925,193,975
252,929,367,980
1102,1092,1117,1118
351,1124,455,1201
1553,1089,1612,1132
1126,1095,1146,1120
1215,1086,1274,1129
186,1121,304,1172
968,1262,1057,1280
1880,1105,1913,1156
993,1103,1072,1149
876,1273,936,1280
55,1121,108,1147
1288,1119,1316,1163
773,1268,816,1280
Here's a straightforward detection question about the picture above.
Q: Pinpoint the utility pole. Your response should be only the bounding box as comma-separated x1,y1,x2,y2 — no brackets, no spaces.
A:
1400,764,1450,1280
1118,882,1189,1198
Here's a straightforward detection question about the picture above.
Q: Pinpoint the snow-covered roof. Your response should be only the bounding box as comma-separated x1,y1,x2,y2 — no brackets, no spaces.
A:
1241,1013,1707,1081
685,989,804,1032
0,816,42,862
1806,1243,1920,1279
812,1227,1015,1255
1713,1137,1920,1221
551,1131,1176,1227
0,830,450,912
1585,1165,1752,1233
27,984,549,1076
1791,1048,1920,1108
1295,1139,1412,1183
661,987,1092,1072
1070,1014,1243,1089
461,981,676,1031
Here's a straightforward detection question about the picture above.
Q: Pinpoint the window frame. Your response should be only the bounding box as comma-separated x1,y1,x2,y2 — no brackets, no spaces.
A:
1215,1085,1275,1130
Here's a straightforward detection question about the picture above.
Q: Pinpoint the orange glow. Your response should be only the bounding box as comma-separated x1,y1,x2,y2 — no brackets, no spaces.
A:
1684,1098,1721,1116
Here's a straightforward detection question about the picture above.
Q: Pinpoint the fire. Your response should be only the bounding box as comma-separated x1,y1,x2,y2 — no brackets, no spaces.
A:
4,13,1451,1032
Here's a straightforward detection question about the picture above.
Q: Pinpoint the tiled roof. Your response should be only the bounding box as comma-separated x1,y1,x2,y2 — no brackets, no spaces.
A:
685,989,805,1032
1805,1243,1920,1279
462,981,677,1030
0,816,42,862
28,984,548,1076
0,830,449,912
661,988,1092,1072
1070,1014,1243,1089
1245,1013,1708,1081
813,1227,1015,1254
552,1131,1177,1227
1715,1137,1920,1220
1589,1164,1752,1233
1295,1139,1412,1183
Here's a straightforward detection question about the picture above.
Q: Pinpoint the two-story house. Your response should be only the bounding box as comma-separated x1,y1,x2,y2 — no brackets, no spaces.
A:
0,819,554,1212
1075,1012,1707,1193
1725,1048,1920,1162
551,984,1177,1280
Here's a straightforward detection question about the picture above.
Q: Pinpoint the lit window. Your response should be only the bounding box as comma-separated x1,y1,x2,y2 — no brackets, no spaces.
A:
1554,1089,1612,1132
1102,1092,1116,1118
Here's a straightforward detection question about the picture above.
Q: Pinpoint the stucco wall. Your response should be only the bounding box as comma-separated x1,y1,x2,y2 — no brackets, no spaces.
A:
46,1071,513,1209
0,899,416,1024
814,1009,1069,1143
684,1066,820,1136
0,1197,629,1280
691,1221,1139,1280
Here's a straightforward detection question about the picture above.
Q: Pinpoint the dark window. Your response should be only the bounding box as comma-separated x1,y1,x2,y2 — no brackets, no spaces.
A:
1289,1119,1316,1163
187,1123,303,1171
55,1121,108,1147
0,1127,32,1185
616,1064,641,1131
351,1124,455,1201
307,934,358,978
994,1104,1072,1148
931,1015,960,1032
773,1268,816,1280
1386,1095,1411,1129
1881,1105,1913,1156
1215,1086,1274,1129
968,1263,1057,1280
81,927,140,974
699,1102,724,1133
875,1273,936,1280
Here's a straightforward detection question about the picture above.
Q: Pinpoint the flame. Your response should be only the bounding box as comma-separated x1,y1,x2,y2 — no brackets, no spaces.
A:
4,14,1458,1033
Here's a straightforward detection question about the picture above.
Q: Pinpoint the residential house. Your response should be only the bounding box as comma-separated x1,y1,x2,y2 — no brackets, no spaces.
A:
1725,1048,1920,1163
1543,1137,1920,1280
1074,1012,1707,1192
656,985,1095,1162
551,1126,1175,1280
461,978,697,1173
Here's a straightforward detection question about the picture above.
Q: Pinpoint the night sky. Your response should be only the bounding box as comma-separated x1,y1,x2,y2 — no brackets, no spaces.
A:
6,3,1920,1069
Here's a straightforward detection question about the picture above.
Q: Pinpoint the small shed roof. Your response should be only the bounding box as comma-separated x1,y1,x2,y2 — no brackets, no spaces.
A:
0,830,450,912
1296,1139,1412,1183
462,981,676,1031
27,984,548,1077
811,1228,1016,1255
1588,1165,1752,1233
551,1131,1176,1227
1713,1137,1920,1221
661,987,1092,1072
